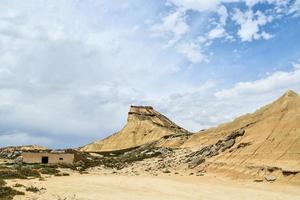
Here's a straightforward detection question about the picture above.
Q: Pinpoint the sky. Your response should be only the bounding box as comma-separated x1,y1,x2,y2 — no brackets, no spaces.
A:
0,0,300,148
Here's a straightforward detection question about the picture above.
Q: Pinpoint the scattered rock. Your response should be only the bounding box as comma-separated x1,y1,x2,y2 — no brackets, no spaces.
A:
188,158,205,169
224,129,245,141
162,169,171,173
14,156,23,164
265,175,276,182
196,173,204,176
236,142,252,149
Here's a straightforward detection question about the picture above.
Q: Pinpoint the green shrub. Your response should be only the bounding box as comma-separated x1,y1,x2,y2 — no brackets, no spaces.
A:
39,167,60,175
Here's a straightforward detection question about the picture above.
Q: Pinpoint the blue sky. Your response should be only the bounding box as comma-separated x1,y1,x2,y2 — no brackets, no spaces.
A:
0,0,300,148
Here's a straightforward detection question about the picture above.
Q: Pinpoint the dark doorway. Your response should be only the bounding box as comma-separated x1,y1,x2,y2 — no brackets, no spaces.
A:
41,156,49,164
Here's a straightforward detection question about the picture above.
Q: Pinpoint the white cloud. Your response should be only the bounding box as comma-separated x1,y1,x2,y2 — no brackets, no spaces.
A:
215,64,300,98
260,31,273,40
167,0,222,12
232,9,273,41
218,5,228,25
176,42,207,64
289,0,300,16
151,9,189,46
244,0,289,7
207,26,226,39
0,1,189,148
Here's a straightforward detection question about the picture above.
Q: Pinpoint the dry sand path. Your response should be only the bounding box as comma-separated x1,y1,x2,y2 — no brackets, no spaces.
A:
11,174,300,200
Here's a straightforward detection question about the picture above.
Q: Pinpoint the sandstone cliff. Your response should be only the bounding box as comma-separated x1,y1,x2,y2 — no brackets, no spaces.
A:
81,106,189,152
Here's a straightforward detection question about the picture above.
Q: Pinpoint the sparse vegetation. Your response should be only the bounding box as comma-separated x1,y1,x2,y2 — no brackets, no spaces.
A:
0,179,5,187
13,183,24,188
0,169,27,179
26,186,44,193
0,180,24,200
40,167,60,175
0,167,40,179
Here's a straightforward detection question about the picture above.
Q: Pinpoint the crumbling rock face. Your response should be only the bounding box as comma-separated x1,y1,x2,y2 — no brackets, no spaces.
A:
81,105,189,152
187,129,245,169
127,106,187,133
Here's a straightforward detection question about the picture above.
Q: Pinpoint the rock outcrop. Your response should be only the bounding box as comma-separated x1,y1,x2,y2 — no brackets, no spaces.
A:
187,129,245,169
81,106,189,152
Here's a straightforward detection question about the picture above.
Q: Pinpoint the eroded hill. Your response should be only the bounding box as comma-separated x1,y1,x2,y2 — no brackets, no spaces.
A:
78,91,300,183
81,106,189,152
177,90,300,182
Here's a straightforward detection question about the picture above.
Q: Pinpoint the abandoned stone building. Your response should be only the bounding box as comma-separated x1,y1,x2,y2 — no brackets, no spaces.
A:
22,151,74,164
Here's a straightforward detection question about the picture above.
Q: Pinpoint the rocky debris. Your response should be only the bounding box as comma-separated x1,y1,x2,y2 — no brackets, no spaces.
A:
236,142,252,149
74,143,174,171
186,129,245,169
282,169,300,176
14,156,23,164
188,158,205,169
254,179,263,182
265,175,277,182
162,169,171,173
0,150,22,159
223,129,245,141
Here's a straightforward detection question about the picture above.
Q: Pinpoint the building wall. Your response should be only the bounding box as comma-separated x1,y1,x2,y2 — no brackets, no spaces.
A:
22,152,74,164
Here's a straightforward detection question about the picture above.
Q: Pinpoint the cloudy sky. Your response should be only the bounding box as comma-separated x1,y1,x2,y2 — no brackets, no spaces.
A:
0,0,300,148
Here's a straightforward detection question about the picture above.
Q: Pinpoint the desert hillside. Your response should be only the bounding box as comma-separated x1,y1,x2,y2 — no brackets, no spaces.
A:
81,106,189,152
176,90,300,181
79,90,300,183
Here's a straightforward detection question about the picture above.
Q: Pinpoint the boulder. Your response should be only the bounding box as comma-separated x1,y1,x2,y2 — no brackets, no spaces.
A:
265,175,277,182
221,139,235,152
188,157,205,169
14,156,23,164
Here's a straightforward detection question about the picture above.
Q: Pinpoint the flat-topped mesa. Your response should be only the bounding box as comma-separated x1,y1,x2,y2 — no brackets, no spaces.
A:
80,105,189,152
128,106,155,116
128,105,188,132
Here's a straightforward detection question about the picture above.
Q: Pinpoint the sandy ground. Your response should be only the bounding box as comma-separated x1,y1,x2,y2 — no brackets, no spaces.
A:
8,173,300,200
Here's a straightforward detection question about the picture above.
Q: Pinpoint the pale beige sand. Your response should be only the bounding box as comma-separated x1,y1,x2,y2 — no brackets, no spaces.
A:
10,174,300,200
